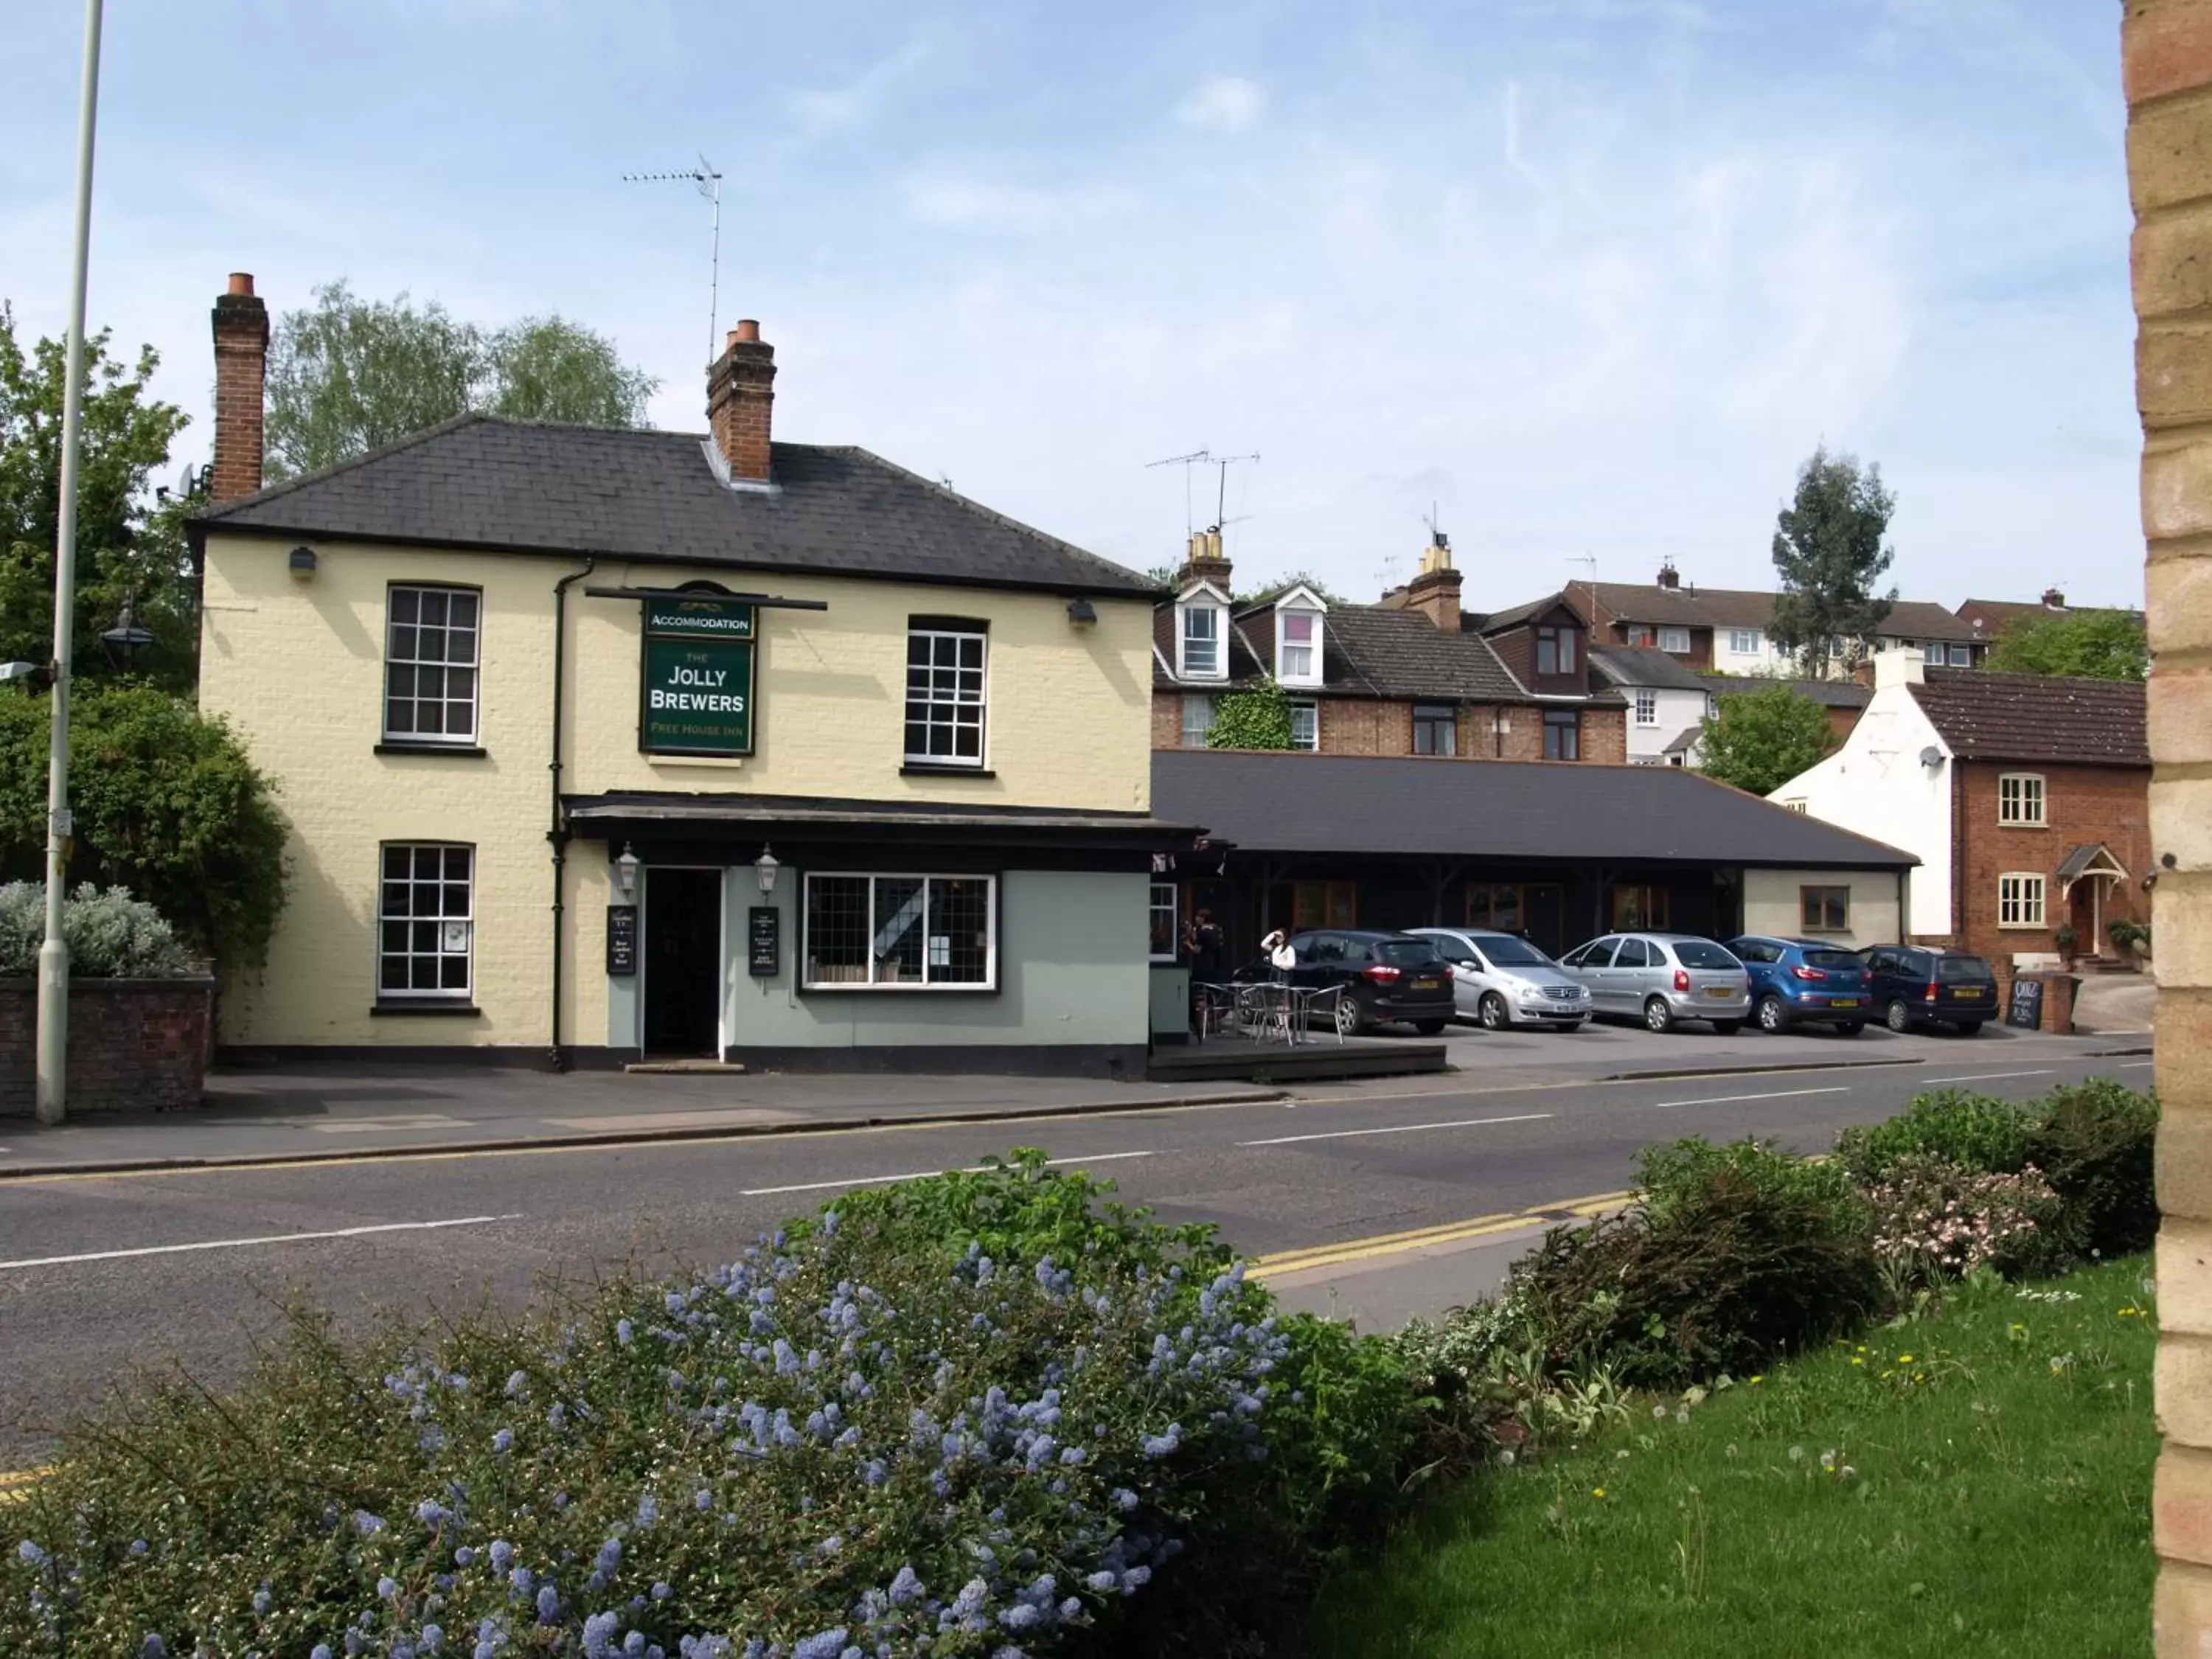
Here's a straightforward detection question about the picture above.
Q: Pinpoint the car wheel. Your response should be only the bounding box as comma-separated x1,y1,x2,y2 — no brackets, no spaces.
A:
1335,995,1365,1039
1954,1020,1983,1037
1834,1021,1865,1037
1712,1020,1742,1036
1478,992,1510,1031
1413,1019,1447,1037
1885,999,1913,1033
1756,994,1789,1034
1644,995,1674,1034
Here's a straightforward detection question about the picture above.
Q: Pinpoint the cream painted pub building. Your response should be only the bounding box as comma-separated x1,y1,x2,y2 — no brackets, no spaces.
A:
191,277,1172,1074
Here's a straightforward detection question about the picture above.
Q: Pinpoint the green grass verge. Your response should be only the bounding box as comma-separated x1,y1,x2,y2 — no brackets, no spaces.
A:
1307,1255,2158,1659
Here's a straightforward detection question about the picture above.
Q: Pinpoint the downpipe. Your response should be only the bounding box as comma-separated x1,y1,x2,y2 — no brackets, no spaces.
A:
548,557,597,1071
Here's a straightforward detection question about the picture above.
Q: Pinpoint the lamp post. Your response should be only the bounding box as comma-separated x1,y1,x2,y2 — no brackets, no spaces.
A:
37,0,107,1127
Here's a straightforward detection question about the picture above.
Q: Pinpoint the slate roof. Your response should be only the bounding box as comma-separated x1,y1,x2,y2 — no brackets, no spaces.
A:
192,414,1158,598
1568,580,1981,642
1907,668,2149,765
1590,645,1711,692
1706,675,1873,709
1472,591,1576,633
1152,751,1916,868
1152,599,1530,701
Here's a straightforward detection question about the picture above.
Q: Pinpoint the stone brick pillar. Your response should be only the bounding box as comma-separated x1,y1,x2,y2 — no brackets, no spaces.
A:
209,273,268,504
707,320,776,484
2126,3,2212,1646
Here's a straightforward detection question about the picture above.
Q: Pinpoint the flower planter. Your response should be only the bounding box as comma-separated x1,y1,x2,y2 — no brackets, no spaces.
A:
0,976,215,1116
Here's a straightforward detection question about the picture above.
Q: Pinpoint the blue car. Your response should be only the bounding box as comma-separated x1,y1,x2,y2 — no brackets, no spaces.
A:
1724,936,1873,1034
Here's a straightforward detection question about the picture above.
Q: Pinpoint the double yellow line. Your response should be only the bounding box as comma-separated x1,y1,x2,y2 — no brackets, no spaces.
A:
0,1467,47,1506
1249,1189,1629,1280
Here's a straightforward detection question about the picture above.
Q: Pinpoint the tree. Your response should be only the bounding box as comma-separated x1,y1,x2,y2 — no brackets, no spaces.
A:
1767,445,1899,678
264,282,658,479
0,681,288,967
1986,608,2149,680
1696,684,1838,796
0,304,199,693
1206,680,1293,749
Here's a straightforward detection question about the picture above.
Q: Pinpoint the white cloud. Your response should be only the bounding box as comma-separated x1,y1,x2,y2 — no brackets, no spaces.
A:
1176,75,1264,134
790,41,931,139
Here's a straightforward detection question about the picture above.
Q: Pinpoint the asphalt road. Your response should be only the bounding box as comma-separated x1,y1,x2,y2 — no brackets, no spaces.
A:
0,1043,2150,1466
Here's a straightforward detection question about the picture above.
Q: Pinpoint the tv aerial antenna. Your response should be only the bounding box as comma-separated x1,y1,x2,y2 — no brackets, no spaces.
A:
623,155,724,369
1566,554,1597,582
1145,448,1260,538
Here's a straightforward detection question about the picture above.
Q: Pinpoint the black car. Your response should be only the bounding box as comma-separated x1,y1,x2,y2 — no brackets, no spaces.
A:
1237,928,1455,1037
1859,945,2000,1034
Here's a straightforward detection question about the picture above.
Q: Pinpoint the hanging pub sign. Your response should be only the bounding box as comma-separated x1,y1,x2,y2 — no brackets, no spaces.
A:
640,595,756,756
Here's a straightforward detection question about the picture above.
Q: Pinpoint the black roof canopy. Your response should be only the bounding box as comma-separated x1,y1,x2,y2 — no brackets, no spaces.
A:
192,415,1157,599
1152,751,1916,869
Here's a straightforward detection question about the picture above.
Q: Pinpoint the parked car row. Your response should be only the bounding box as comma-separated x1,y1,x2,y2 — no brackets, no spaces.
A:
1224,926,2000,1038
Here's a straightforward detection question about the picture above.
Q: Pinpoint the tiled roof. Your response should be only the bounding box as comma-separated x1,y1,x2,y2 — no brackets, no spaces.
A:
193,414,1157,598
1471,591,1574,633
1590,645,1711,692
1956,598,2145,639
1907,668,2149,765
1568,581,1982,642
1153,751,1917,868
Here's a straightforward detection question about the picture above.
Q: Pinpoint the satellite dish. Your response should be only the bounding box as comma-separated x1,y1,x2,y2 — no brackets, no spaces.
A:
1919,746,1944,768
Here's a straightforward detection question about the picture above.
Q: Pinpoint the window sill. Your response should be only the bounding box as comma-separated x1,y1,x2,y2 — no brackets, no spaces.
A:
371,1001,484,1018
1997,822,2048,830
900,764,997,779
800,983,1000,995
375,742,487,758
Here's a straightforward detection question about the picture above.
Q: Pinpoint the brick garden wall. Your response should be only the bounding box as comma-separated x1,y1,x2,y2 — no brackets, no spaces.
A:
0,979,215,1116
2124,3,2212,1646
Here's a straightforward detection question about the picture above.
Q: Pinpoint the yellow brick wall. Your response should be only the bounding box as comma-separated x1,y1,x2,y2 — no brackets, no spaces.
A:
2126,4,2212,1648
198,535,1154,1048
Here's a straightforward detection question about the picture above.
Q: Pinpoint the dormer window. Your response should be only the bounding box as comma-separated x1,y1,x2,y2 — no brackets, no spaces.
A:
1535,622,1578,677
1176,586,1228,680
1277,612,1323,686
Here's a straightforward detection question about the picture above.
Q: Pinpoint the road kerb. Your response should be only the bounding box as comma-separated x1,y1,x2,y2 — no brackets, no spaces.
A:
1599,1057,1924,1084
0,1088,1287,1183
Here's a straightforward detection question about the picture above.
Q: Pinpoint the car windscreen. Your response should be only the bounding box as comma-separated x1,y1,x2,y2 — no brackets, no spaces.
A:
1424,936,1477,963
1377,941,1440,967
1478,936,1551,967
1935,956,1992,982
1672,940,1740,970
1804,950,1862,970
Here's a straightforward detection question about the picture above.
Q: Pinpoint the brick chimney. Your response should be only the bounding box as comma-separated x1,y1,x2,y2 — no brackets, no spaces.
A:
1381,530,1464,632
2041,587,2067,611
1657,561,1681,591
708,319,776,483
1179,526,1232,591
209,273,269,504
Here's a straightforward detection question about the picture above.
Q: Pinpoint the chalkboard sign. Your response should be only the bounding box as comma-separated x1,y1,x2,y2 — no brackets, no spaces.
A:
2006,977,2043,1030
605,905,638,977
748,906,780,978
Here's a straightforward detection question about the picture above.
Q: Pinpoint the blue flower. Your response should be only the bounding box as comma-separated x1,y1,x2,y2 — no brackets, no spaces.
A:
1084,1571,1116,1593
504,1369,529,1397
379,1577,400,1601
999,1604,1042,1631
597,1537,624,1576
583,1612,622,1658
493,1429,514,1455
509,1567,535,1594
353,1510,387,1536
15,1540,46,1567
695,1487,714,1512
252,1587,273,1615
129,1539,147,1556
421,1626,445,1652
616,1319,636,1346
791,1630,851,1659
139,1638,166,1659
536,1583,560,1621
489,1540,514,1571
311,1647,334,1659
636,1495,658,1528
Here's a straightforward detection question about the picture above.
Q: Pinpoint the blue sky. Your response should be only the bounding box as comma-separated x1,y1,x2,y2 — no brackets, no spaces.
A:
2,0,2141,608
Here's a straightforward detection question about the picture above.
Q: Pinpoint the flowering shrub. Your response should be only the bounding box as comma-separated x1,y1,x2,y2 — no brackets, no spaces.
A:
1866,1153,2067,1287
1834,1089,2034,1185
1,1158,1331,1658
0,882,192,978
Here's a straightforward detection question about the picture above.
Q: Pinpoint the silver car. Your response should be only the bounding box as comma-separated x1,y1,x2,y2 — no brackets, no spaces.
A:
1408,928,1592,1030
1557,932,1750,1033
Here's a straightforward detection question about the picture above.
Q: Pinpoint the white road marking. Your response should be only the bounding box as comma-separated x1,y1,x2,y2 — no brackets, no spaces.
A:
1919,1069,2057,1085
1237,1113,1554,1148
740,1150,1153,1199
0,1214,521,1272
2121,1060,2156,1070
1650,1086,1852,1110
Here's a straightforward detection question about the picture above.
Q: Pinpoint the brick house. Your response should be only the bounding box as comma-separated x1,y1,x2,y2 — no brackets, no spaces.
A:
1152,532,1627,763
1554,566,1988,676
1770,653,2149,982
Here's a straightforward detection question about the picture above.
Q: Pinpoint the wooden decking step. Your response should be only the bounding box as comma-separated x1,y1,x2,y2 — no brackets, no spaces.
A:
623,1060,750,1075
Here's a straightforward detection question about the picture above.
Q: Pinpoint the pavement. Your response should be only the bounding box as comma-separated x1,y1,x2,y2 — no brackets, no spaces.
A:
0,1022,2149,1468
0,1012,2137,1177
